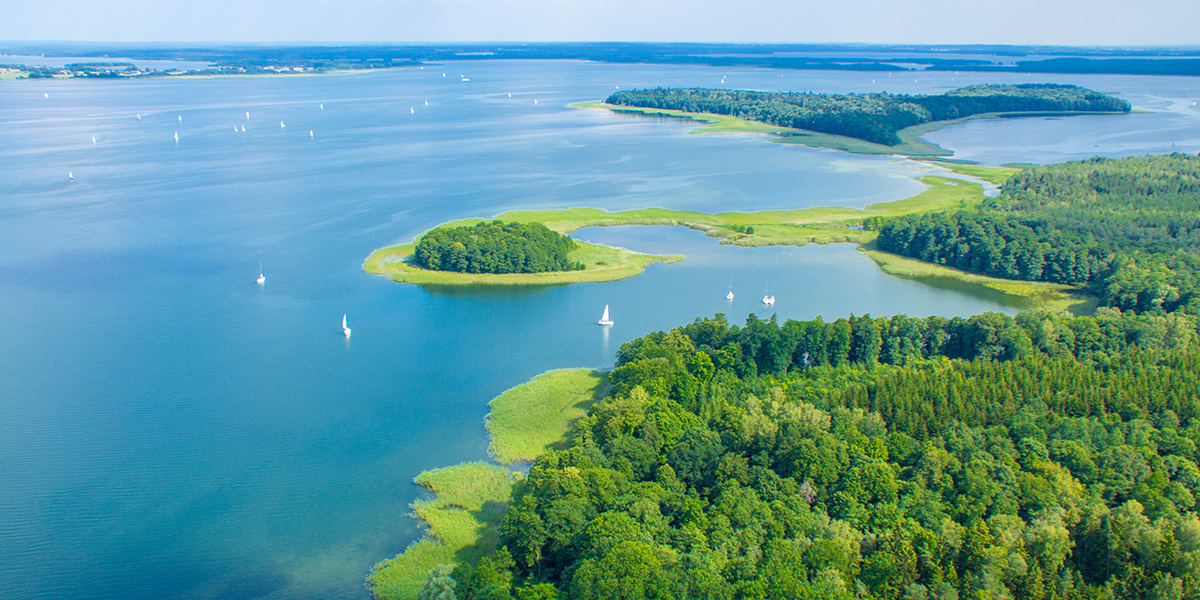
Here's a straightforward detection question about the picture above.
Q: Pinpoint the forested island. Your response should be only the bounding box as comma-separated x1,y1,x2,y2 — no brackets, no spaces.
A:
604,84,1130,147
414,221,584,275
873,154,1200,318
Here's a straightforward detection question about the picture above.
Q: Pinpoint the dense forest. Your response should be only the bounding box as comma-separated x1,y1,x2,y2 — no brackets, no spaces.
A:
872,154,1200,317
424,310,1198,600
603,85,1130,146
413,220,584,275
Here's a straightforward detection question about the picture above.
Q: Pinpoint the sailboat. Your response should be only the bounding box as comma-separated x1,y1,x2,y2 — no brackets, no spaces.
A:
68,171,74,181
280,121,285,129
410,107,414,114
597,305,614,326
174,131,179,142
342,314,352,337
762,282,775,306
726,278,734,301
256,264,265,285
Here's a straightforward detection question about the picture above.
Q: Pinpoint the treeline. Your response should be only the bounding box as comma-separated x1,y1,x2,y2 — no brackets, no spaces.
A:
413,220,584,275
423,311,1200,600
873,154,1200,317
604,84,1129,146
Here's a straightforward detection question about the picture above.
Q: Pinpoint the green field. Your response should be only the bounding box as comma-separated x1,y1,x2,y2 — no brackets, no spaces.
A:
367,462,516,600
487,368,609,464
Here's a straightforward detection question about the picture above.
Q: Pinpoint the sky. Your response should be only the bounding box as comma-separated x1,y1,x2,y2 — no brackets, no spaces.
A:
3,0,1199,46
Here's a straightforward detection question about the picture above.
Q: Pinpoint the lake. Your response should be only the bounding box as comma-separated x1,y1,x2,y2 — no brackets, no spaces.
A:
1,59,1197,600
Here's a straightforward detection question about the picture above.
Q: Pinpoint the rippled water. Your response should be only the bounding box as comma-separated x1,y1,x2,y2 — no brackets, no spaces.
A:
0,60,1196,600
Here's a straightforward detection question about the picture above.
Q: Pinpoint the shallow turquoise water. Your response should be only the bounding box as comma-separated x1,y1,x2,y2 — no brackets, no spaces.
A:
0,60,1196,600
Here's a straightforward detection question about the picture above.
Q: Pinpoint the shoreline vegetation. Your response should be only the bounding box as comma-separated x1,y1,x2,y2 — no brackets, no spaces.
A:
365,161,1087,312
487,369,610,464
368,368,607,600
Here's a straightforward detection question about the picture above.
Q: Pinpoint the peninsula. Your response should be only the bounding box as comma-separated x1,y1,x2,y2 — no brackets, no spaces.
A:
597,84,1131,155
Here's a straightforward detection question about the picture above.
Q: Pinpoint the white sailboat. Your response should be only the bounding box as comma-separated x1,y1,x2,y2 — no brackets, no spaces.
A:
256,263,265,285
280,121,285,129
342,314,352,337
68,171,74,181
726,278,734,301
762,282,775,306
174,131,179,142
597,305,614,326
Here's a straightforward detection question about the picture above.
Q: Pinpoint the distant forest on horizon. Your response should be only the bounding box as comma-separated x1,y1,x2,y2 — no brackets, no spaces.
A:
3,42,1200,77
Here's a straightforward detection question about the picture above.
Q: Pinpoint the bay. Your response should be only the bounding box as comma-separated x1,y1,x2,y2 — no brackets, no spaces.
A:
0,59,1196,600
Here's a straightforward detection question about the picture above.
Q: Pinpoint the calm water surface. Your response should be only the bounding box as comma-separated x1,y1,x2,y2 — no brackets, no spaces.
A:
1,60,1197,600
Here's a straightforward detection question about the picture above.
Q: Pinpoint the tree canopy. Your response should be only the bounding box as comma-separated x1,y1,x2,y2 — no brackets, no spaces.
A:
437,308,1200,600
414,220,584,275
872,154,1200,318
605,84,1130,146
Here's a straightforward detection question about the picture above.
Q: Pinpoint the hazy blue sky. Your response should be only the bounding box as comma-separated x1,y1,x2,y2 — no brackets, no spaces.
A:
4,0,1198,45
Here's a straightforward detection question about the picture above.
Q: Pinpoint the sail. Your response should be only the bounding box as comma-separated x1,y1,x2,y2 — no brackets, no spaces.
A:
598,305,613,325
342,314,348,329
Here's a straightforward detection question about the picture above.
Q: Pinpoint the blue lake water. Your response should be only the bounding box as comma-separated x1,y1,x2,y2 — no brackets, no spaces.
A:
1,60,1198,600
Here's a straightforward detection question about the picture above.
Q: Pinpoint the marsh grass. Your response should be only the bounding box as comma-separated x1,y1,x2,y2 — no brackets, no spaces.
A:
487,369,609,464
367,462,515,600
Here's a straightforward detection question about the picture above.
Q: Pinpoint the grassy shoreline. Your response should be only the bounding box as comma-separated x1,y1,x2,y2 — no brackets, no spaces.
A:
487,368,609,464
366,462,516,600
367,368,609,599
860,241,1098,315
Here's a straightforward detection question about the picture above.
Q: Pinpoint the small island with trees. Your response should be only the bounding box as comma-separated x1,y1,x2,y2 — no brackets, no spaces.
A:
414,221,585,275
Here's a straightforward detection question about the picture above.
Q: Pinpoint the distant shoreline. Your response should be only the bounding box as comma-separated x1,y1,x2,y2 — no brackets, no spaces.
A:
576,102,1130,157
